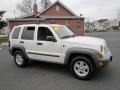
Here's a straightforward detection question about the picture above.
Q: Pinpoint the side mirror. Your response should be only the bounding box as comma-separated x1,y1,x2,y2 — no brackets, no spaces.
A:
46,36,57,42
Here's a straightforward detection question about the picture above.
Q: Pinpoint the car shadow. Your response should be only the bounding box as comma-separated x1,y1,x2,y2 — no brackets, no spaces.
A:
3,47,115,81
27,60,114,81
28,60,72,76
90,65,114,81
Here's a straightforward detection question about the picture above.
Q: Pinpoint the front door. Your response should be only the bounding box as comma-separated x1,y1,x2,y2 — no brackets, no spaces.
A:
28,27,63,64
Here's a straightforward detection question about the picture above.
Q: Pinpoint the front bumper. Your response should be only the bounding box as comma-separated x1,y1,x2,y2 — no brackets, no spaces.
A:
96,49,112,68
97,56,112,68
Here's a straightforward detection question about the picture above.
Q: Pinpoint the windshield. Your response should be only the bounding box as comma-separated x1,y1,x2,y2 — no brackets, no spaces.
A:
52,25,76,39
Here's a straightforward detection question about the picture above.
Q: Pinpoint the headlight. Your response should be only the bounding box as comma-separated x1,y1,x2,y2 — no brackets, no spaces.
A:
96,54,104,59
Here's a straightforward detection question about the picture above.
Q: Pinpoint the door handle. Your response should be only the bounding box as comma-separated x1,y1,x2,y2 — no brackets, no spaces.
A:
19,41,24,43
37,43,43,45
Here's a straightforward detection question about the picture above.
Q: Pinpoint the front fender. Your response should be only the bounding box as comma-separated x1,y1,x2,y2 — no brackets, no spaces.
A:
64,47,99,65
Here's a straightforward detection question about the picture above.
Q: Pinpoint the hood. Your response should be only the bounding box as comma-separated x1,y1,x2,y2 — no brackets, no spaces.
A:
62,36,105,46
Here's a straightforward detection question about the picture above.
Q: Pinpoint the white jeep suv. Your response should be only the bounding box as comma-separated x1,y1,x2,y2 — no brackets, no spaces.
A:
9,24,112,80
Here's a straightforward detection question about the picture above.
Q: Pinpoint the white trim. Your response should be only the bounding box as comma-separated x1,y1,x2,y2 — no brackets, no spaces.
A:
7,16,84,22
38,16,84,19
7,18,45,21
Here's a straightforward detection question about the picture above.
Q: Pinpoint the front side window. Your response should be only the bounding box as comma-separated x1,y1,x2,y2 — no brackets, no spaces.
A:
21,27,35,40
12,27,21,39
52,25,76,39
37,27,53,41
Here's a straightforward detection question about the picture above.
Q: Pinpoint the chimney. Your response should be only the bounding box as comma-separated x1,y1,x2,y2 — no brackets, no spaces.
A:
33,0,38,15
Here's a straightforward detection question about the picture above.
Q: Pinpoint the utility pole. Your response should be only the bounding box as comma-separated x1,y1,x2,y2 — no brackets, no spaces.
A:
14,10,16,18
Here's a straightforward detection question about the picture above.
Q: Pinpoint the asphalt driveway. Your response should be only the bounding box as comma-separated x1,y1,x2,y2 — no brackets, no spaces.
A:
0,31,120,90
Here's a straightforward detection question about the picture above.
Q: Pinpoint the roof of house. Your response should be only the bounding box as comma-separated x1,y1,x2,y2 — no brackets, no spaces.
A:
7,18,45,21
7,16,84,22
8,0,84,21
38,16,84,19
36,0,78,17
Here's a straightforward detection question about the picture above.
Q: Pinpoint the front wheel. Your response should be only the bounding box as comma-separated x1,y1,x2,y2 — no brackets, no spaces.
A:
14,51,28,67
70,56,95,80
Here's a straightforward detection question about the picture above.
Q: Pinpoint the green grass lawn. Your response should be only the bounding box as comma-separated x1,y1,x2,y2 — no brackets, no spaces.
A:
0,37,9,44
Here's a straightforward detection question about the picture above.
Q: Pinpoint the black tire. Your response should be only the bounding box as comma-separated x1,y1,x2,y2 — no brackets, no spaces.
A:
70,56,95,80
14,51,28,67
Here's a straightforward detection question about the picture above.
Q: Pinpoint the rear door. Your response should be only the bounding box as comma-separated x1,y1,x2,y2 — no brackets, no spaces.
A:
19,26,36,57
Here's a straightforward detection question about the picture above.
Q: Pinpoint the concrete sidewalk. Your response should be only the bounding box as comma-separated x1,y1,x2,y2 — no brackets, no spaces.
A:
0,42,8,47
0,35,8,37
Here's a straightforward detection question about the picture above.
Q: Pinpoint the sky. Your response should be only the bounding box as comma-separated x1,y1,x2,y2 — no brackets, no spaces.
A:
0,0,120,21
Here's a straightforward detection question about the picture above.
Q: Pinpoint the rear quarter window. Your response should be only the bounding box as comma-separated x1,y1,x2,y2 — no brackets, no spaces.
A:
12,27,21,39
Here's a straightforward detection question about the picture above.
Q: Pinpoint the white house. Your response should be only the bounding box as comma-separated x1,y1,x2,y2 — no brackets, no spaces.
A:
93,19,110,31
110,20,119,27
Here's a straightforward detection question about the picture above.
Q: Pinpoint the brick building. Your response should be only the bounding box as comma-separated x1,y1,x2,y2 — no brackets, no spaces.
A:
8,0,85,36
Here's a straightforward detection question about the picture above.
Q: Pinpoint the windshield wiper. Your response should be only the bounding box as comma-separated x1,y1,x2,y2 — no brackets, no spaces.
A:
62,34,76,39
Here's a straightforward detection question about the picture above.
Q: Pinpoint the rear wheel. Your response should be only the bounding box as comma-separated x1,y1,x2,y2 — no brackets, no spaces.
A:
14,51,28,67
70,56,95,80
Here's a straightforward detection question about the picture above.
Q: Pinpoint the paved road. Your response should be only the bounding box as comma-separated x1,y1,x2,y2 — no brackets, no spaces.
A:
0,32,120,90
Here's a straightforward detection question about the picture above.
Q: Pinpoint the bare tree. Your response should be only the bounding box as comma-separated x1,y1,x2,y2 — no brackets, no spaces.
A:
40,0,51,11
17,0,51,15
16,0,33,15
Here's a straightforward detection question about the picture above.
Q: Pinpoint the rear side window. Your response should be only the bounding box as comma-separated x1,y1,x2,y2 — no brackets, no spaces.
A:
21,27,35,40
12,27,21,39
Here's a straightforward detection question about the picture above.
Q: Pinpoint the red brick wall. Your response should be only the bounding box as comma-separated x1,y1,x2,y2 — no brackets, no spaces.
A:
40,19,84,36
41,3,74,16
9,18,84,36
9,21,39,31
